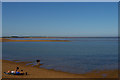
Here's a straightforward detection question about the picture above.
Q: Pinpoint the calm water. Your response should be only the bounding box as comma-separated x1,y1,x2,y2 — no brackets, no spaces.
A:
2,38,118,74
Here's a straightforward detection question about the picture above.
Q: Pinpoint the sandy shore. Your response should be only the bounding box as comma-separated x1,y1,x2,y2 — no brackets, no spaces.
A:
2,60,118,78
2,60,85,78
1,38,70,42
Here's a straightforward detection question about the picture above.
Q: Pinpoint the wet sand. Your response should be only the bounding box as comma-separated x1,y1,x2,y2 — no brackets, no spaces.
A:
2,60,118,78
1,38,70,42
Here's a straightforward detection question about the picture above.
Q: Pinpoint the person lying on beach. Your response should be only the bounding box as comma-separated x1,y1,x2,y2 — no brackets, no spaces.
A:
5,67,19,74
6,70,11,74
4,67,27,75
4,70,27,75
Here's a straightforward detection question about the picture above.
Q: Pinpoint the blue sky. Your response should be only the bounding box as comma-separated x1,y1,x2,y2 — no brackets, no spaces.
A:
2,2,118,37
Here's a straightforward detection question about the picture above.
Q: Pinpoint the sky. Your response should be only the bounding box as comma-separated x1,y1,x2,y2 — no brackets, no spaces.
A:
2,2,118,37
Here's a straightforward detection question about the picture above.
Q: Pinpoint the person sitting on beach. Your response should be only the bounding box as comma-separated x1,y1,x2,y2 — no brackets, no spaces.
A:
20,70,24,75
14,67,19,72
11,67,19,74
36,60,40,65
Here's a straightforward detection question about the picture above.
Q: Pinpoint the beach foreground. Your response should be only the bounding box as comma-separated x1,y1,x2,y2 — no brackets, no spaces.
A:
2,60,118,78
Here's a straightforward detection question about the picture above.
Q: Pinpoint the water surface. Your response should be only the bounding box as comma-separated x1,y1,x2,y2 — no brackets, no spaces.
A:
2,38,118,74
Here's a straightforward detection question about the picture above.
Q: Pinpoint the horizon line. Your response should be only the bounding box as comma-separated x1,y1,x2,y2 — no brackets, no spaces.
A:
1,36,119,38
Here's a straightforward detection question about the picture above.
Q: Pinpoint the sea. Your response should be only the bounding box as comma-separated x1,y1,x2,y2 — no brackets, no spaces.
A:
2,37,118,74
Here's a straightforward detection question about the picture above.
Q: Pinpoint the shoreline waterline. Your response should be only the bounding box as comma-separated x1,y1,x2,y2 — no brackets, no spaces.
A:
2,59,118,78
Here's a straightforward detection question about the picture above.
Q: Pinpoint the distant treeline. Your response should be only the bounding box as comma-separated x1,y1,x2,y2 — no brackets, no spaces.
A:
2,36,119,38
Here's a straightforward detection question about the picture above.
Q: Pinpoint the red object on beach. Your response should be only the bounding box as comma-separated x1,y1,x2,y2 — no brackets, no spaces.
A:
7,71,11,73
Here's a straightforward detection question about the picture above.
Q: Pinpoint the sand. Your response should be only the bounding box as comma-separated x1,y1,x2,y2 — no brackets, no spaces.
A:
1,38,70,42
2,60,85,78
2,60,118,78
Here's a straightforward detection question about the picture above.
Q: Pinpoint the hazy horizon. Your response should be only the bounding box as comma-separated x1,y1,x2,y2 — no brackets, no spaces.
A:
2,35,118,37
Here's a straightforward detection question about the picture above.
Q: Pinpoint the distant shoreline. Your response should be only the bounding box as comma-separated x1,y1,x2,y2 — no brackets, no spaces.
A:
1,38,70,42
0,37,118,42
2,37,119,38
